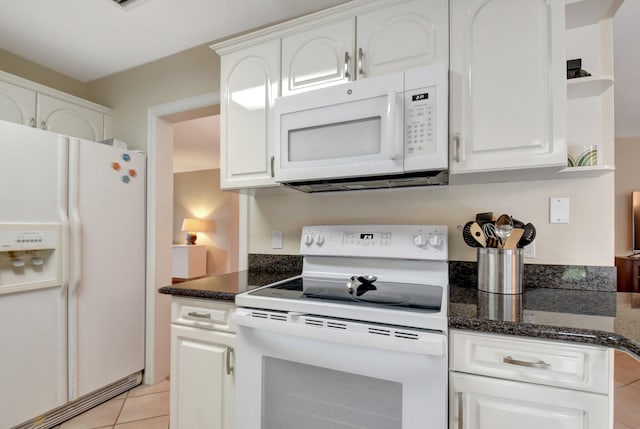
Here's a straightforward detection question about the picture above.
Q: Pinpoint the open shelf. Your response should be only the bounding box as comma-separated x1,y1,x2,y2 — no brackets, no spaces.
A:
567,75,614,98
565,0,623,29
548,164,615,179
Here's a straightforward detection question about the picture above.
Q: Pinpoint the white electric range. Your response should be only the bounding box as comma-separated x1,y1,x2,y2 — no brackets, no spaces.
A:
234,224,449,429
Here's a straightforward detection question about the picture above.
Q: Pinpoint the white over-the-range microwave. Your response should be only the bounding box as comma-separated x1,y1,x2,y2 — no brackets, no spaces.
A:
272,63,448,192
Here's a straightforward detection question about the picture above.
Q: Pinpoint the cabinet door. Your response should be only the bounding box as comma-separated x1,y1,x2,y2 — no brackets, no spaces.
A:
281,18,354,96
220,39,279,189
449,0,567,184
450,373,611,429
36,93,104,141
0,80,36,126
170,325,235,429
356,0,448,78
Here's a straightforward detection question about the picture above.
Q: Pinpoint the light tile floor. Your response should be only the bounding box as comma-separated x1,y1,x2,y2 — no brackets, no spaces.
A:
615,350,640,429
52,352,640,429
53,380,170,429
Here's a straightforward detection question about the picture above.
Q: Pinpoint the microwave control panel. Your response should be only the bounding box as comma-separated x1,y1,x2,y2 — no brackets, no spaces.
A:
405,85,436,158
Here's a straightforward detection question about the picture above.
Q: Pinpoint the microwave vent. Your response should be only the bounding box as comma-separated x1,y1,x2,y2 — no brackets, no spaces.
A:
283,170,449,193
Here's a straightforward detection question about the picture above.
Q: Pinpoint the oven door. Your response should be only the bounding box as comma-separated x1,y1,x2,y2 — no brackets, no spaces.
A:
273,72,405,183
233,308,447,429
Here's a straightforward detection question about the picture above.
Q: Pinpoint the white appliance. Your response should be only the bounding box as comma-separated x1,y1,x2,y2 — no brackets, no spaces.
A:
234,224,449,429
0,120,145,429
273,63,448,192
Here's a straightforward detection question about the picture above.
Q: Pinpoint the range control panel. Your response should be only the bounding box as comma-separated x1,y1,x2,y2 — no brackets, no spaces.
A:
300,225,448,261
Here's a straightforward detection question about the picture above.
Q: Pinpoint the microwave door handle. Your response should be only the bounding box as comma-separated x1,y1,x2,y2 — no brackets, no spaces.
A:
386,91,403,160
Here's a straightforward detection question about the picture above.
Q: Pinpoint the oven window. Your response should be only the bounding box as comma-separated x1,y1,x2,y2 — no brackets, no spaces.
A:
288,117,381,162
262,357,402,429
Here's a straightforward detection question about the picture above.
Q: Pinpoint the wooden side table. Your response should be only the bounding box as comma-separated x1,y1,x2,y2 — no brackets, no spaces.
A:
172,244,207,281
615,256,640,293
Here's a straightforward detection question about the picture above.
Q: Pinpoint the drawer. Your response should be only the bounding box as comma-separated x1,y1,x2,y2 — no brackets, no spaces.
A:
450,330,612,394
171,296,236,333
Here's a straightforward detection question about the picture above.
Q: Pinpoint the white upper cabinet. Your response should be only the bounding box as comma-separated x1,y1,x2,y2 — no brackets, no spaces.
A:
0,80,36,126
356,0,448,78
0,71,112,141
219,39,280,189
281,18,355,96
37,93,105,142
449,0,567,184
281,0,448,96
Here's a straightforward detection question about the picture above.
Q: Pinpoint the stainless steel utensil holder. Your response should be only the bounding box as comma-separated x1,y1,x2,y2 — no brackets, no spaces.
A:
477,248,523,294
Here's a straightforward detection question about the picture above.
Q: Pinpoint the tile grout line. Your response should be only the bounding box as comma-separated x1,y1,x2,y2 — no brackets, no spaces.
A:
111,390,129,428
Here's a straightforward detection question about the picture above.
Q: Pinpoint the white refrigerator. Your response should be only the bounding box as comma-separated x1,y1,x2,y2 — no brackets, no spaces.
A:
0,120,145,428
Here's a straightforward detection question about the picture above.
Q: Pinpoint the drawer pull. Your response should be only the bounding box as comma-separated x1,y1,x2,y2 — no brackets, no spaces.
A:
187,311,211,319
503,355,551,369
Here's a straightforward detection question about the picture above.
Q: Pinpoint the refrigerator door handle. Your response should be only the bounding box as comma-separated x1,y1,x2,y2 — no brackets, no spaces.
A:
68,139,82,294
58,136,71,292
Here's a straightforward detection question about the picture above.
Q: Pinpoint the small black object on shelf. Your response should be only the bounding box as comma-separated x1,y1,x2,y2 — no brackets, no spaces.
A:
567,58,592,79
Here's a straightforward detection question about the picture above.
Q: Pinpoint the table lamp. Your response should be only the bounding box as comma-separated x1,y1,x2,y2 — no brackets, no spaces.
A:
181,218,213,245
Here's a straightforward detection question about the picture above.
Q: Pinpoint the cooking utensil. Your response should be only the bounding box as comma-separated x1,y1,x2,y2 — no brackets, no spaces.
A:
469,222,486,247
475,212,494,225
518,223,537,248
495,214,514,247
503,228,524,249
482,222,499,248
462,221,484,247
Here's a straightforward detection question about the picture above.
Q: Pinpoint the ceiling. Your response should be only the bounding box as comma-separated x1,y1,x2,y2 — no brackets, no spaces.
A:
0,0,637,137
0,0,349,83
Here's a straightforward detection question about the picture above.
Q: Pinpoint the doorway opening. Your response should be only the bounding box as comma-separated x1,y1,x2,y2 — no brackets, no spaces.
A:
145,92,248,385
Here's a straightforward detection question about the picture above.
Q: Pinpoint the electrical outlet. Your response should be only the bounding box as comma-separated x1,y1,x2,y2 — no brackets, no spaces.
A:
522,240,535,259
271,230,283,249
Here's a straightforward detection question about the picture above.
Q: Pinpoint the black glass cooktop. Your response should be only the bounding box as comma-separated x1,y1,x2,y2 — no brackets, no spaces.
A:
248,276,444,311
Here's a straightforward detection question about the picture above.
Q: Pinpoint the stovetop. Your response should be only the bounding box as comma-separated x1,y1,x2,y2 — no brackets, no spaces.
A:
235,225,450,332
249,276,443,312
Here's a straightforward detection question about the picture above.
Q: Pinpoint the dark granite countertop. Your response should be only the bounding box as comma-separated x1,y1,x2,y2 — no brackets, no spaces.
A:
158,256,640,360
158,270,298,301
449,285,640,359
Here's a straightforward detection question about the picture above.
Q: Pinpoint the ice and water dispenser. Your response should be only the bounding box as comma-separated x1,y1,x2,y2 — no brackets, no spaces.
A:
0,224,61,294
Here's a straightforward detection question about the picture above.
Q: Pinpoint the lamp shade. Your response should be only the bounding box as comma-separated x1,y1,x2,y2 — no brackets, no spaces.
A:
181,218,214,245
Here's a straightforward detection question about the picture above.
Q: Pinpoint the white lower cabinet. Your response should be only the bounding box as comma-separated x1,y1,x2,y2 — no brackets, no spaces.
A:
451,372,610,429
450,330,613,429
170,297,236,429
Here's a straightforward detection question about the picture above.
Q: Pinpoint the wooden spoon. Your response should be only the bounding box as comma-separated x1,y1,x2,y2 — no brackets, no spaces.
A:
503,228,524,249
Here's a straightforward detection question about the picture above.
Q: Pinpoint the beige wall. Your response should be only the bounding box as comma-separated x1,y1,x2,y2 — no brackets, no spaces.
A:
86,43,220,150
173,169,239,274
0,48,89,99
615,137,640,256
250,174,615,266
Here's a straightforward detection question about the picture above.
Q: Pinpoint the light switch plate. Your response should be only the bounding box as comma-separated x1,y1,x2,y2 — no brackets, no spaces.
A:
549,197,570,224
271,230,283,249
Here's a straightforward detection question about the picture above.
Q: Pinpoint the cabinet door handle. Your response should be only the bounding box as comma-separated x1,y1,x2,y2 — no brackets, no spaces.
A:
40,120,48,130
454,133,461,162
503,355,551,369
344,51,351,81
226,346,235,375
457,392,463,429
270,155,275,178
187,311,211,319
29,118,36,128
358,47,365,76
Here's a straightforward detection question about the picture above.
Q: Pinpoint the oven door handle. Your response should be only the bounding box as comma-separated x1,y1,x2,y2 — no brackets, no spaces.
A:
233,311,445,357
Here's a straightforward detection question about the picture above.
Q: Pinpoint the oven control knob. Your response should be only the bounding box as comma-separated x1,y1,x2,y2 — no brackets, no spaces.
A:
315,234,325,246
304,233,314,246
428,232,444,249
413,233,427,248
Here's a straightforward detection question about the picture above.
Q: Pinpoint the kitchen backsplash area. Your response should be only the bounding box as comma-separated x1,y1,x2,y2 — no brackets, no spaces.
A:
249,254,617,292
